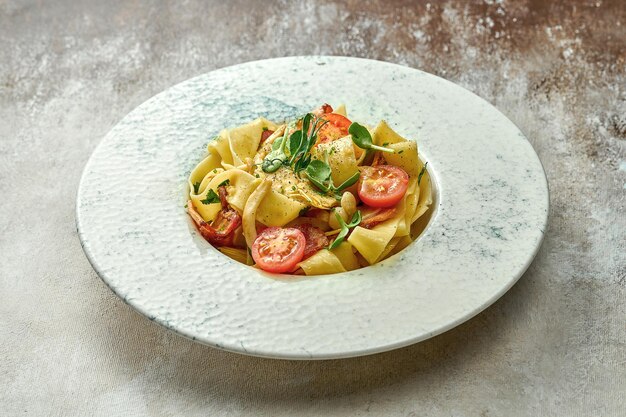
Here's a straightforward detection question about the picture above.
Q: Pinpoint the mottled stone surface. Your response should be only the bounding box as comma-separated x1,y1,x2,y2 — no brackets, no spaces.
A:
0,1,624,416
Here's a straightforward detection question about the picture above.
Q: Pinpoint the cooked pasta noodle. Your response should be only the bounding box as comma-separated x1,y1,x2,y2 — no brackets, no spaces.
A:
242,178,269,248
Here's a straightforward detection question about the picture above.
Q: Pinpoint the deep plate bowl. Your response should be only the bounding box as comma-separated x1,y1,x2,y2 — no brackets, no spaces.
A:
76,56,548,359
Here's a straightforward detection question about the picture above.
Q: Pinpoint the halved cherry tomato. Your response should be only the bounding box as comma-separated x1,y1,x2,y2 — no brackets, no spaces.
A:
357,165,409,208
251,227,306,273
317,113,352,144
293,223,329,259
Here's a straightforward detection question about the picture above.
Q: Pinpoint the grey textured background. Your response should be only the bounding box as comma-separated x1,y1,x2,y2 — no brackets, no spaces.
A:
1,1,624,416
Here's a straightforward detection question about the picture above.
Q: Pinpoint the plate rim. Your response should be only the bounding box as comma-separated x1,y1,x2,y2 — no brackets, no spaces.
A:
76,55,550,360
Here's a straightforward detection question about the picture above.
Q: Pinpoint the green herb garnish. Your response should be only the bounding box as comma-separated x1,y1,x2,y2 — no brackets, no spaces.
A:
288,130,304,160
192,181,201,194
218,179,230,187
261,113,328,175
328,210,362,250
418,162,429,185
289,113,328,174
200,189,220,205
349,122,394,153
305,159,332,191
261,126,291,173
305,153,360,196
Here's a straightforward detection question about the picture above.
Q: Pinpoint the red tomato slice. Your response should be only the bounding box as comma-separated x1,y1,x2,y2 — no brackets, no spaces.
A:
292,223,329,259
317,113,352,144
251,227,306,273
358,165,410,208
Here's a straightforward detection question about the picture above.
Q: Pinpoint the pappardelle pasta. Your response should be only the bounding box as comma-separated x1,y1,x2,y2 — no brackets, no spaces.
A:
186,104,432,276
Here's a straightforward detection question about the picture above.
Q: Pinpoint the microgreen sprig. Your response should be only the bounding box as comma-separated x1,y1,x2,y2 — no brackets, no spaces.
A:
261,114,327,174
328,210,362,250
349,122,395,153
305,152,360,197
261,124,292,173
289,113,328,174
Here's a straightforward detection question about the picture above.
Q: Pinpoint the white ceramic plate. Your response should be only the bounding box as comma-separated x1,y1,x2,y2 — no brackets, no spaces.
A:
76,56,548,359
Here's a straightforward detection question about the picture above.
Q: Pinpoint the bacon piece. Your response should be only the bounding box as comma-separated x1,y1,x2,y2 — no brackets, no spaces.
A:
303,208,325,218
256,223,267,235
187,200,242,246
208,209,242,246
360,207,396,229
292,223,329,259
312,103,333,117
260,129,274,145
371,151,385,166
217,185,229,208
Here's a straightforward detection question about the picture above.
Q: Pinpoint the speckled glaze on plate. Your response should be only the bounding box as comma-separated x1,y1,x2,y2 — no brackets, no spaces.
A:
76,56,548,360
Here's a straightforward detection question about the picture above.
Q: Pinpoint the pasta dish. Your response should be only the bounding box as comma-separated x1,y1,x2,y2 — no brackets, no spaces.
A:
187,104,432,275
